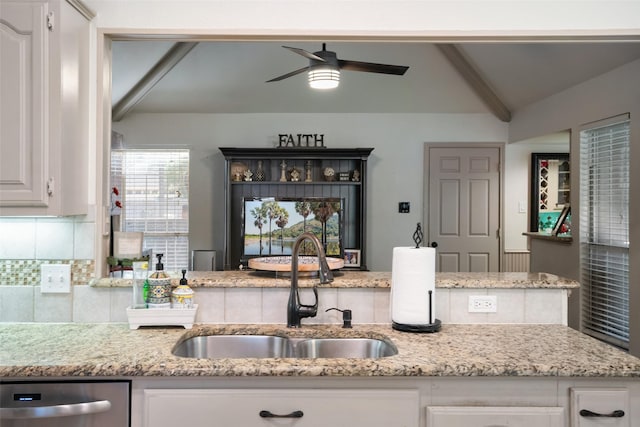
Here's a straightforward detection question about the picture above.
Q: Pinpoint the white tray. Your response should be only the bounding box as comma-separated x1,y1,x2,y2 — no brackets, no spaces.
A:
126,304,198,329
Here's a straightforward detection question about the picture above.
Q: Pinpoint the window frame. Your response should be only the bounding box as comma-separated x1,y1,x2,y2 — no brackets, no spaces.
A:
579,114,630,349
110,149,190,272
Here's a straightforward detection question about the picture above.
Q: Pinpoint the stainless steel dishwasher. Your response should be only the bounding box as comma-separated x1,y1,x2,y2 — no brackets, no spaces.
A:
0,380,130,426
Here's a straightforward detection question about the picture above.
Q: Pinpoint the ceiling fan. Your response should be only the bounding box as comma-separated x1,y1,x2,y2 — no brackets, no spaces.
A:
266,43,409,89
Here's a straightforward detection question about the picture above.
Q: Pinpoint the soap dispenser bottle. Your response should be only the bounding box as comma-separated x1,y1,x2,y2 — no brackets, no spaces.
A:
147,254,171,309
172,269,194,309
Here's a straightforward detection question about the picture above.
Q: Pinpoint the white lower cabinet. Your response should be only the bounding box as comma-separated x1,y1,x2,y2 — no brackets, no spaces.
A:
132,378,640,427
426,406,565,427
143,388,420,427
570,388,630,427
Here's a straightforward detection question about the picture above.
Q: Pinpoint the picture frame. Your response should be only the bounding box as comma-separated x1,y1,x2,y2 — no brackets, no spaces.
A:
343,249,361,268
551,204,571,236
529,153,570,232
113,231,143,259
242,197,344,259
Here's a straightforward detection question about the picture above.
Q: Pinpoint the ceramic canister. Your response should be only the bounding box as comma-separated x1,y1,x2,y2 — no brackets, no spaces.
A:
171,285,194,309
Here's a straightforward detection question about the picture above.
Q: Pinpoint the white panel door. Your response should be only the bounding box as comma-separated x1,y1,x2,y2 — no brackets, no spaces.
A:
427,146,500,272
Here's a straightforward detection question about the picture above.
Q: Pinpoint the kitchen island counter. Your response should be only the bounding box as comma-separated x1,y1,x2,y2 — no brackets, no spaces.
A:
91,271,580,289
1,322,638,378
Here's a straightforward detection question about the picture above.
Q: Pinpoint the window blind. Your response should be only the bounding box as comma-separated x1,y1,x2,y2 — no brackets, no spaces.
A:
111,150,190,272
579,115,630,349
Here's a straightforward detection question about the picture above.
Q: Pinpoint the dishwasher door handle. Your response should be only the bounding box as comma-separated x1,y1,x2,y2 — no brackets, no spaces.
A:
0,399,112,419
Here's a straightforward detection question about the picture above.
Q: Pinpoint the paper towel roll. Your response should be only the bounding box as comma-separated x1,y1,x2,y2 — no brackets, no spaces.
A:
391,246,436,325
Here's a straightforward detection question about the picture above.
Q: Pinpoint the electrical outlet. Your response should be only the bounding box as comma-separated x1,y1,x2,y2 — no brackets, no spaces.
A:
40,264,71,293
468,295,497,313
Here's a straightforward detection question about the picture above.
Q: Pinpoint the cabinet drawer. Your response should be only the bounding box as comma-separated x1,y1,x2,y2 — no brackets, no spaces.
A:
144,388,419,427
426,406,564,427
571,388,629,427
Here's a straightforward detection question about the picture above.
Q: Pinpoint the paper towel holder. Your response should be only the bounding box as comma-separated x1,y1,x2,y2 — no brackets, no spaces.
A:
412,223,424,248
392,291,442,333
412,223,439,249
392,225,442,333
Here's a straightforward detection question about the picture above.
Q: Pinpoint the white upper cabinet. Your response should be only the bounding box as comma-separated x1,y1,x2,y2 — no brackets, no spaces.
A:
0,0,92,216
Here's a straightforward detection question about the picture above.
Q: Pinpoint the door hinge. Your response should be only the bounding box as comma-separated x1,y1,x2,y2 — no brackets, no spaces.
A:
47,177,55,197
47,11,54,31
496,228,501,239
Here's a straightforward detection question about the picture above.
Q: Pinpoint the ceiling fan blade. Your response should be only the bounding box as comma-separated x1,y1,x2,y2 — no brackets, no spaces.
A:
266,66,309,82
338,59,409,75
283,46,326,62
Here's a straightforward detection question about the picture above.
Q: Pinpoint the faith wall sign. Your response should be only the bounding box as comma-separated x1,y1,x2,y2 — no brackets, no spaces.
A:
278,134,325,148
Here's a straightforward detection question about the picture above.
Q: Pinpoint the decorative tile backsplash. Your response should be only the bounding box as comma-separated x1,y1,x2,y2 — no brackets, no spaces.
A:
0,259,95,286
0,284,569,325
0,216,96,286
0,217,567,325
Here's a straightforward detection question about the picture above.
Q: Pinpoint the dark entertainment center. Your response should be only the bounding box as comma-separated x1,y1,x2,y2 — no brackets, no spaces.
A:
220,147,373,270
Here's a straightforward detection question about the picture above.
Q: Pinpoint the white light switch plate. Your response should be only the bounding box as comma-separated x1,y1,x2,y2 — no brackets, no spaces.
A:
40,264,71,293
518,200,527,213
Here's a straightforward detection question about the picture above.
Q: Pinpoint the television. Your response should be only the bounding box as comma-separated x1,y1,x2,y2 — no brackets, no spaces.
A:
242,197,344,260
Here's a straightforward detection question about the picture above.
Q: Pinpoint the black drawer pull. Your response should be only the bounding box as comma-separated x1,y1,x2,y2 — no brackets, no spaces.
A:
579,409,625,418
259,410,304,419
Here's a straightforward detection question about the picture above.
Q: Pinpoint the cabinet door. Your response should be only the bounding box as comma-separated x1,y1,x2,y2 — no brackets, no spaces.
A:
571,388,629,427
0,1,49,207
144,388,419,427
427,406,564,427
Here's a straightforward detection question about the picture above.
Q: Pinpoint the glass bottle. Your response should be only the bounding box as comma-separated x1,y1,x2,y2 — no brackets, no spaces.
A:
131,261,148,309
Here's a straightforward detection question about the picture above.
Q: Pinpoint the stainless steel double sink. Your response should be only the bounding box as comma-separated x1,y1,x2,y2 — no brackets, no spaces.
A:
172,334,398,359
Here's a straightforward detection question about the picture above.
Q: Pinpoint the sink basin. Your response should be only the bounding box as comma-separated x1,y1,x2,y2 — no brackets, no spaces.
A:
172,335,291,358
293,338,398,359
295,338,398,359
172,335,397,359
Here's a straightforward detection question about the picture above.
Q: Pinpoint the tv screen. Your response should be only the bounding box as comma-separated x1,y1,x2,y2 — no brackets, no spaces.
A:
242,197,343,259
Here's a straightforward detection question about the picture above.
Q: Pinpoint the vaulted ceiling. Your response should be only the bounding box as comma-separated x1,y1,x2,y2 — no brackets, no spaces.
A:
111,40,640,122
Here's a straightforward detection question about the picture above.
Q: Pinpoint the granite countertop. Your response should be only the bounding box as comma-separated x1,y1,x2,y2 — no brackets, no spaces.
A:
1,323,638,378
92,271,580,289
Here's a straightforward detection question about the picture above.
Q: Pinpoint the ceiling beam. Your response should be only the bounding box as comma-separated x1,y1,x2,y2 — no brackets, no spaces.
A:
436,44,512,123
112,42,199,122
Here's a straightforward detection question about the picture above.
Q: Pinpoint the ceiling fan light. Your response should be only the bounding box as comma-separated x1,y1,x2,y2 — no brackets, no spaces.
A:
308,68,340,89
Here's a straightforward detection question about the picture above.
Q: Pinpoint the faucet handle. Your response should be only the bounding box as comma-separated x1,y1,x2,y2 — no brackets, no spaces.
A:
298,286,319,317
325,307,352,328
299,286,318,307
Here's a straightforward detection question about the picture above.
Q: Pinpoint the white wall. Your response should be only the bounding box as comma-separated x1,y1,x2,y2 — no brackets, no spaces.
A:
113,113,507,270
85,1,640,35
